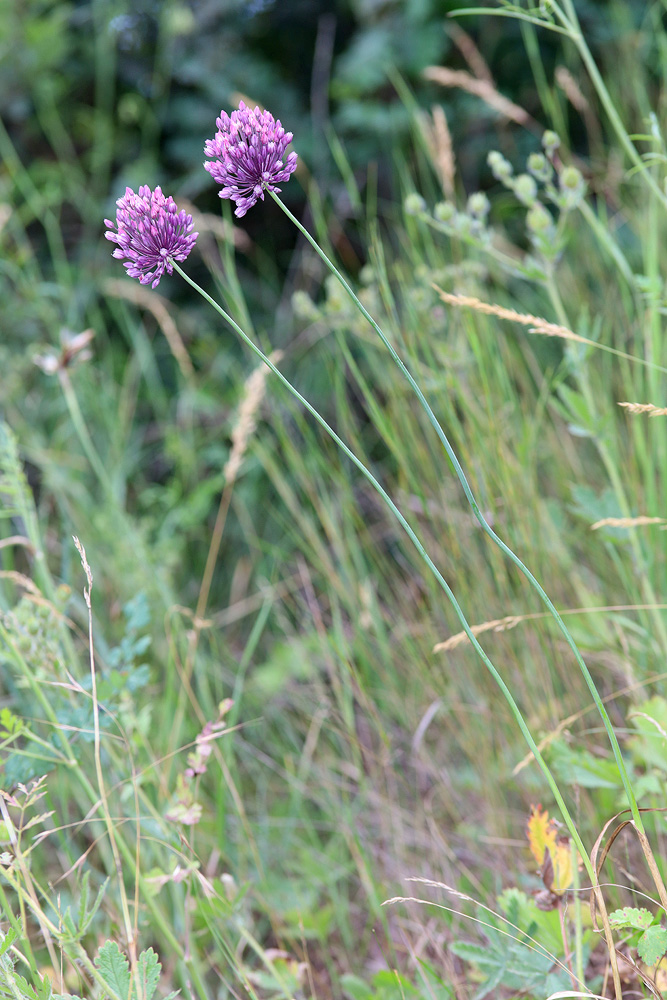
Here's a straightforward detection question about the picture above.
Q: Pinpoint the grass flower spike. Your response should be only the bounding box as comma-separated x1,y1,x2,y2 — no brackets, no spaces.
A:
105,185,198,288
204,100,298,217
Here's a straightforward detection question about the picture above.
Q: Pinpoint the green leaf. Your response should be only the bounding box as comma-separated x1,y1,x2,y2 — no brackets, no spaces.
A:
95,941,131,999
0,708,23,737
340,973,373,1000
135,948,161,1000
548,738,620,789
627,697,667,772
450,932,557,1000
79,876,109,935
608,907,653,931
637,925,667,966
0,928,17,966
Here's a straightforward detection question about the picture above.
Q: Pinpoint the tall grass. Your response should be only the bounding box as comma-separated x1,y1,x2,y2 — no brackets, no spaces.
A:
2,2,667,998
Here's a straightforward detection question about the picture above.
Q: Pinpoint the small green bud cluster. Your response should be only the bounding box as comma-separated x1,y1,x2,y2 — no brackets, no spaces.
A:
433,197,490,241
513,173,538,207
291,289,320,322
404,192,427,216
527,152,552,183
487,150,513,181
542,130,561,155
434,200,455,223
467,192,490,220
526,201,554,237
558,165,586,210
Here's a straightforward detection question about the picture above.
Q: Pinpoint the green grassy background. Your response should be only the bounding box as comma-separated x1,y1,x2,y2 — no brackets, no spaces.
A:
1,1,667,998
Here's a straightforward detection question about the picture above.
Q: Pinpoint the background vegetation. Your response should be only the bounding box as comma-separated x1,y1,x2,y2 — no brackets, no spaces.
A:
2,0,667,997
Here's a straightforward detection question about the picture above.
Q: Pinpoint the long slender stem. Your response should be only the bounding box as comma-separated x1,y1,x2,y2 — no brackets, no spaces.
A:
174,258,626,996
557,0,667,209
269,191,642,830
171,263,589,868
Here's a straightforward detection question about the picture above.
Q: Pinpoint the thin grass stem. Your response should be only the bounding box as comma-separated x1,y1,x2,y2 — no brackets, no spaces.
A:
172,262,598,881
269,189,643,833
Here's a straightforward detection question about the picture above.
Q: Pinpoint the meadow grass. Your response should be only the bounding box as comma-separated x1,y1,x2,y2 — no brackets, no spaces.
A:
2,2,667,999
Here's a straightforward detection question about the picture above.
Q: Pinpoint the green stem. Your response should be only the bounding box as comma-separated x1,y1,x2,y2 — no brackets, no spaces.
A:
571,839,585,987
58,369,114,497
543,277,645,829
557,0,667,208
171,261,597,884
270,191,641,827
72,767,212,1000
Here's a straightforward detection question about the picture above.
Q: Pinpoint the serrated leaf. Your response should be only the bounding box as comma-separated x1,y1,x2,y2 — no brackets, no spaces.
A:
3,751,56,785
134,948,161,1000
608,906,653,930
80,876,109,935
638,925,667,965
62,910,77,940
95,941,131,999
0,928,17,963
0,708,23,736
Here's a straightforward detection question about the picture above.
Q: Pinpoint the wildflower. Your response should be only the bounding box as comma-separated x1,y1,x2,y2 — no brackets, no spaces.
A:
104,185,198,288
203,101,298,218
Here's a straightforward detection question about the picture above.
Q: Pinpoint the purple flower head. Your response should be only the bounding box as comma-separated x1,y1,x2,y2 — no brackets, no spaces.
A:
204,101,298,218
104,185,198,288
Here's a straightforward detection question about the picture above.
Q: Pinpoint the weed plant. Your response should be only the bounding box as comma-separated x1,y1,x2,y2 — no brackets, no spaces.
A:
2,2,667,999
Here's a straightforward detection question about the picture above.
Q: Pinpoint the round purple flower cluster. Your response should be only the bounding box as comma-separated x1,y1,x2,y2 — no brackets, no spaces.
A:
204,101,298,218
104,185,198,288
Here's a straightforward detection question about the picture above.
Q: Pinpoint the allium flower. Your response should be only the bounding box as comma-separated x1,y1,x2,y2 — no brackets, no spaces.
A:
104,185,198,288
204,101,298,218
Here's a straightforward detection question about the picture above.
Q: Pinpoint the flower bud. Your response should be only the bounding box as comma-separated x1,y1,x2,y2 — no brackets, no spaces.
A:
404,193,427,216
434,201,455,223
542,130,561,155
467,192,490,219
513,173,538,206
488,150,513,181
527,152,551,182
526,201,553,235
558,165,586,209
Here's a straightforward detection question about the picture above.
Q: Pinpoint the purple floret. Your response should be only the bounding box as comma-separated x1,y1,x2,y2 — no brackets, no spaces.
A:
104,185,198,288
204,101,298,218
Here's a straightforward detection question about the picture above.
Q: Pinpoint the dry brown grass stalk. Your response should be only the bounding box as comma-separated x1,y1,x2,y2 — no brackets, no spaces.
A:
433,287,587,344
423,66,534,128
447,23,493,84
420,105,455,198
591,516,666,530
434,615,524,651
435,603,667,653
618,401,667,416
555,65,590,113
223,350,283,486
192,350,284,648
103,278,194,380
